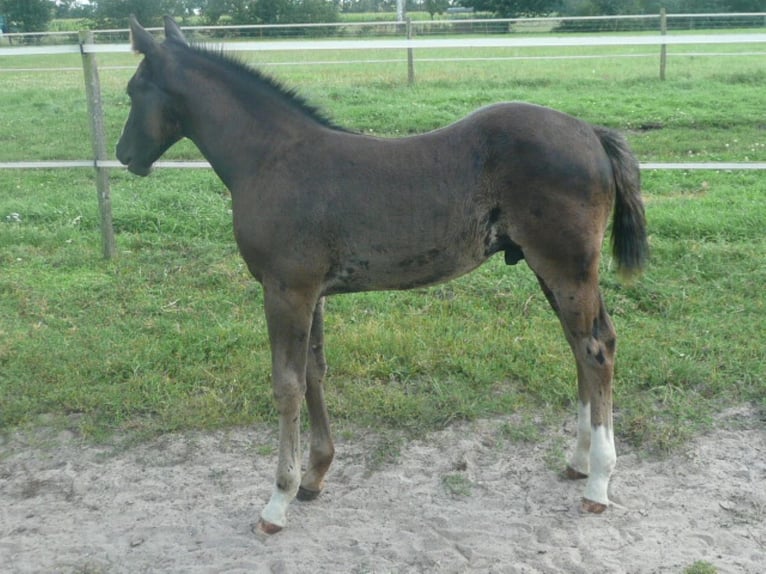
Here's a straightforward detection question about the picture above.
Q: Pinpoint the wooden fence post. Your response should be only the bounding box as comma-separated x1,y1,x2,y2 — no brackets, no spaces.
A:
659,8,668,81
406,18,415,85
79,30,116,259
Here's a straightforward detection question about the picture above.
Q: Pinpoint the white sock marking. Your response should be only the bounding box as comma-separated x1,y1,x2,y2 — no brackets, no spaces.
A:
570,402,591,475
261,485,297,528
584,424,616,505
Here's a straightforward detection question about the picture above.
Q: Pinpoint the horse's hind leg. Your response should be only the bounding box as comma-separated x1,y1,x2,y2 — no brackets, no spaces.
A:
536,272,617,513
536,277,591,480
297,297,335,501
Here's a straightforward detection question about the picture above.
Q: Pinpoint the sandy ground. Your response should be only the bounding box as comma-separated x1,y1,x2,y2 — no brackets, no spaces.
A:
1,406,763,574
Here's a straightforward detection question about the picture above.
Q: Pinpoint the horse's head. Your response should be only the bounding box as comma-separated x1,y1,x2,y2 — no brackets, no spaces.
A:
116,16,188,176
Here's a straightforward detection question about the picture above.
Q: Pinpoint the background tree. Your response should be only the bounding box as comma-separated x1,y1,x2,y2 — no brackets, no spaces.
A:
684,0,766,11
458,0,561,18
92,0,183,27
727,0,766,10
560,0,766,14
0,0,53,33
202,0,339,25
424,0,451,19
202,0,251,24
53,0,95,19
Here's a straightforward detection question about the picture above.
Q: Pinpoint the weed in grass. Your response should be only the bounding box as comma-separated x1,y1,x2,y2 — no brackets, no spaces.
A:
683,561,718,574
543,438,568,475
363,430,406,473
68,562,109,574
442,472,473,498
499,416,542,444
256,444,275,457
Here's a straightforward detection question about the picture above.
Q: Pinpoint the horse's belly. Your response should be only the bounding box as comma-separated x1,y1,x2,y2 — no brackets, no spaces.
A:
323,243,486,295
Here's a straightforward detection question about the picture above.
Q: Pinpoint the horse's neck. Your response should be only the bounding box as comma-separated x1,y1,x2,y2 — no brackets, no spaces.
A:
180,71,315,190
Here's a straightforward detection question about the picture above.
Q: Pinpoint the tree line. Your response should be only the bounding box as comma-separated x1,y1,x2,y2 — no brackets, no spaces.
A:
1,0,763,33
460,1,764,19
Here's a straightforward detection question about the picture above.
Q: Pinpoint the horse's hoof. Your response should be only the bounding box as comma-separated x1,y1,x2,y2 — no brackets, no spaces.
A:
255,519,283,535
581,498,608,514
565,466,588,480
297,486,322,501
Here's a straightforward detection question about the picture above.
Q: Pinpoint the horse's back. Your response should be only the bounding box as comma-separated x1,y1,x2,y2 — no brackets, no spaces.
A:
464,102,612,179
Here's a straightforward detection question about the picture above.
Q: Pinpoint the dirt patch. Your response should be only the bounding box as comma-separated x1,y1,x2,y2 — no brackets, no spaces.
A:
1,406,763,573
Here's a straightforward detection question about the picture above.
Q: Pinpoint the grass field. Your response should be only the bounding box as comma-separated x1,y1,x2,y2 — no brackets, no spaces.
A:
0,41,764,451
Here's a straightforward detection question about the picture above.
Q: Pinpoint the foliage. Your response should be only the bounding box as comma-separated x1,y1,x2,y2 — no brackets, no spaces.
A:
88,0,343,28
45,0,766,29
424,0,450,18
683,561,718,574
556,0,766,32
678,0,765,11
255,0,340,25
53,0,95,19
201,0,339,25
458,0,560,18
91,0,183,27
559,0,766,15
0,0,53,33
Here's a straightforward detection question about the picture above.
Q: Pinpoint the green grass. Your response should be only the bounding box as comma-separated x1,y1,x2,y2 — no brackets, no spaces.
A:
684,561,718,574
1,42,764,451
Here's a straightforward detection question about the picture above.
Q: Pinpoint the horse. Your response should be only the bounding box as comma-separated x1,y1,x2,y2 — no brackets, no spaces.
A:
117,16,648,534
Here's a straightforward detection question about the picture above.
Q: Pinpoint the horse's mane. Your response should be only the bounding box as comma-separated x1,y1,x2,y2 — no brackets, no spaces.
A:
178,40,344,131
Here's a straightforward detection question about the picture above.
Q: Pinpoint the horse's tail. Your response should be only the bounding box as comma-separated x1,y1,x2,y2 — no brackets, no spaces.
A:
594,126,649,280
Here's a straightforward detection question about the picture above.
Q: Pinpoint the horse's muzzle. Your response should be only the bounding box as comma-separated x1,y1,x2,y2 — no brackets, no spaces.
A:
116,146,150,177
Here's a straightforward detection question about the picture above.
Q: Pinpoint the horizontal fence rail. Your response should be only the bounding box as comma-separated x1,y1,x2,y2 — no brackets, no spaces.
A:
2,32,766,56
5,52,766,74
3,161,766,171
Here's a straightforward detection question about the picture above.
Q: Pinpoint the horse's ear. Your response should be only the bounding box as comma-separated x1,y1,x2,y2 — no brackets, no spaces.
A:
164,15,188,46
129,15,158,57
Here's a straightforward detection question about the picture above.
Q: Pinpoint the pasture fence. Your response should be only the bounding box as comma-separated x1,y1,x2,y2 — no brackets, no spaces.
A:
79,30,115,259
4,12,766,44
1,13,765,258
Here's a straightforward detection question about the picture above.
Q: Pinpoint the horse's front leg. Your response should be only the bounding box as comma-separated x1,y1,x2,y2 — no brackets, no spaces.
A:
257,284,317,534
